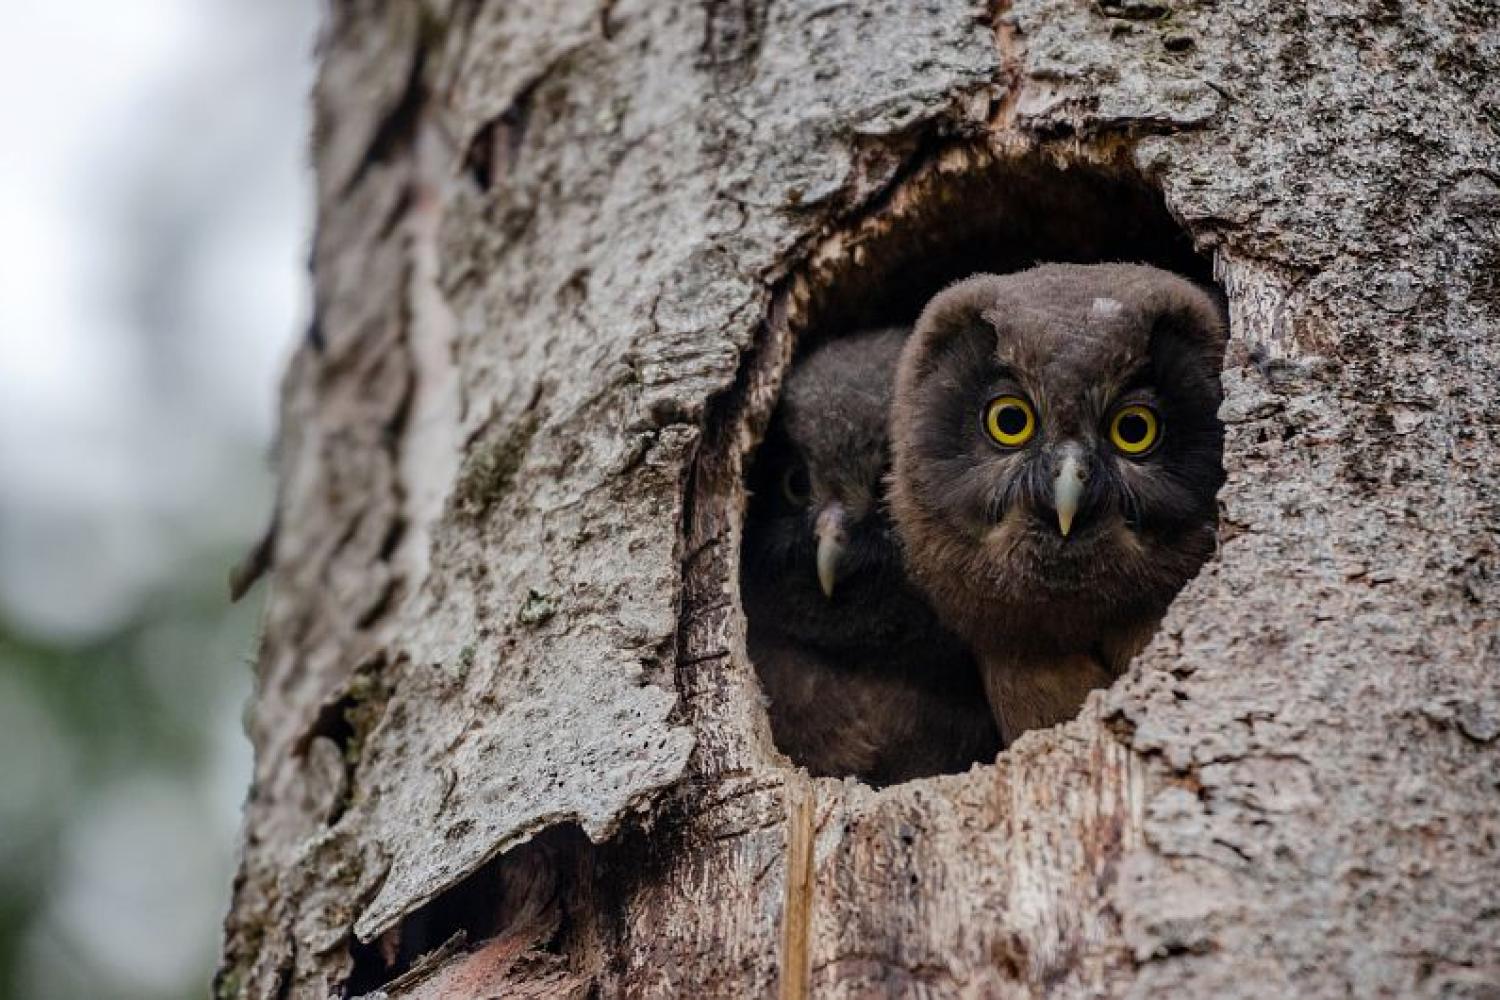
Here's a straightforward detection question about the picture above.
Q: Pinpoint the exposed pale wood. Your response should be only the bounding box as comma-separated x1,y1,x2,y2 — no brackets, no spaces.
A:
778,776,815,1000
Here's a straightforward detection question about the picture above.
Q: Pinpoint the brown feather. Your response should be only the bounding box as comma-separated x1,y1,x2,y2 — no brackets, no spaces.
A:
889,263,1227,743
742,328,1001,785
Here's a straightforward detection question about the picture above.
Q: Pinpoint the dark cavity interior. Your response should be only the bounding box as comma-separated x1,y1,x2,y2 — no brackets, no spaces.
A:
741,155,1220,786
800,157,1214,343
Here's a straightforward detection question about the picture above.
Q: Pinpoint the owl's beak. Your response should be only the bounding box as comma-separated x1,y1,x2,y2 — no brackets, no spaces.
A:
814,505,847,599
1053,448,1087,538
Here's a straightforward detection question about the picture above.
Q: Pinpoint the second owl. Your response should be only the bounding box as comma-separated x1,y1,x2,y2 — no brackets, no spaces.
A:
742,329,1000,785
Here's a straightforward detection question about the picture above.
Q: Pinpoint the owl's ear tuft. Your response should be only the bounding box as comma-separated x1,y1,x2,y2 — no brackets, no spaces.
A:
1149,278,1226,342
1146,278,1230,390
904,274,1006,384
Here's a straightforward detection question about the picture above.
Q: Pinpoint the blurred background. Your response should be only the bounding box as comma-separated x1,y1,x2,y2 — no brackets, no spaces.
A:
0,1,318,997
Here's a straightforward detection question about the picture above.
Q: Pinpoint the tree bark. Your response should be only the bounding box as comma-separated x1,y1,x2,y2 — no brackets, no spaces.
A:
219,1,1500,998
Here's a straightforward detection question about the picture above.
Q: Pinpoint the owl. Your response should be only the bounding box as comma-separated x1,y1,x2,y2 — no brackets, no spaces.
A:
741,328,1001,786
889,264,1227,745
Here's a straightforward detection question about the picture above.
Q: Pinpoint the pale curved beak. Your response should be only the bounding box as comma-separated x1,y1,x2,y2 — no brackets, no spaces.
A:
814,504,847,598
1053,447,1087,538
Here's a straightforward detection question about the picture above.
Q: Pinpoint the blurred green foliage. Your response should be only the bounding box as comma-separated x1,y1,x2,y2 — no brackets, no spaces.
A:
0,3,312,996
0,558,257,1000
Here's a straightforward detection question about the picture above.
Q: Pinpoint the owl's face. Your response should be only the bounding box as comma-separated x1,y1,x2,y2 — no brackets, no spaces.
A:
890,265,1227,648
741,330,943,649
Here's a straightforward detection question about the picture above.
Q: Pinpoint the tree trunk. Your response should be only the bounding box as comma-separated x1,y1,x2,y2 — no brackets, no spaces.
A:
219,1,1500,997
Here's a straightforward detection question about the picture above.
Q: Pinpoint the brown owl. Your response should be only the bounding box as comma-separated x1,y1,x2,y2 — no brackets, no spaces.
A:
741,328,1000,786
889,264,1227,745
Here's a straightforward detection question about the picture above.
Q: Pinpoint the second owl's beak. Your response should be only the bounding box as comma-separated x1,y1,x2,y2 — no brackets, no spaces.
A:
1053,447,1087,538
814,504,847,599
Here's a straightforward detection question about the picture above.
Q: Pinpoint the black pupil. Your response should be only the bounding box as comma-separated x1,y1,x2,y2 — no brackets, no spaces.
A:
996,405,1028,436
1119,412,1149,444
786,466,810,501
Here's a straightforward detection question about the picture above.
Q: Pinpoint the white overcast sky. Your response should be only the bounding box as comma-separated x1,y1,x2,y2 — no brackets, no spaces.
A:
0,0,318,638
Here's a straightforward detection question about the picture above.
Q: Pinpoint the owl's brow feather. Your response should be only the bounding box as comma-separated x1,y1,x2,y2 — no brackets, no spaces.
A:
1077,359,1154,414
985,363,1023,387
1111,360,1158,398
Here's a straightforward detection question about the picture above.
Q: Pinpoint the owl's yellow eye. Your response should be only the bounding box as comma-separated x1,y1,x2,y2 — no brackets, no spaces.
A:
1109,404,1160,455
984,395,1036,448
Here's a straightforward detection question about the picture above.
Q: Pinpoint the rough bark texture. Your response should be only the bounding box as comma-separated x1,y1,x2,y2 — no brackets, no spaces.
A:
219,1,1500,998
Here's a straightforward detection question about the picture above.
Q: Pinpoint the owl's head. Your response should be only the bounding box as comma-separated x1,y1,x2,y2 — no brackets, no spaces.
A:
742,329,942,648
890,264,1227,649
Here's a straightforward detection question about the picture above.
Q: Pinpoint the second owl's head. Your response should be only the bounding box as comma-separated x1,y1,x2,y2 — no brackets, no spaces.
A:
889,263,1228,638
741,328,946,647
